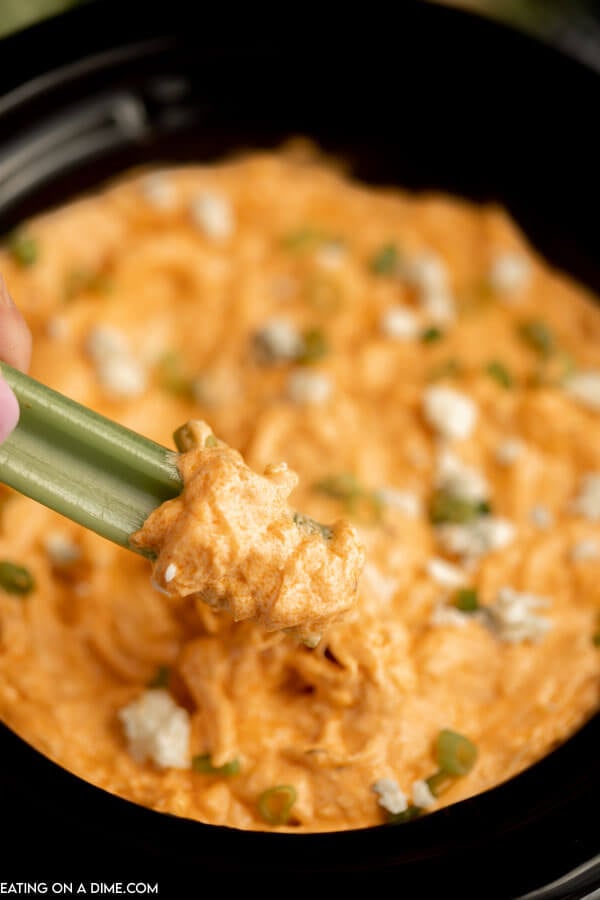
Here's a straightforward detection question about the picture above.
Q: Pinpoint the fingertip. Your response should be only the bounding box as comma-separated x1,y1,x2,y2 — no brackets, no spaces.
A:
0,374,20,442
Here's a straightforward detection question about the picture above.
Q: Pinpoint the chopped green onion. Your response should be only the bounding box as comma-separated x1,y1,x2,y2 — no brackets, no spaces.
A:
298,328,328,365
486,360,514,389
389,731,478,827
387,733,478,826
554,352,575,382
173,422,199,452
388,804,422,825
0,561,35,596
518,320,555,357
429,489,491,525
6,230,38,267
315,473,362,504
529,351,575,388
300,632,321,649
421,327,444,344
282,227,325,250
425,769,455,797
64,268,113,302
314,473,382,524
436,729,478,776
454,587,479,612
157,352,195,398
370,244,400,275
427,358,462,382
147,665,170,688
293,512,333,540
258,785,297,825
192,754,241,777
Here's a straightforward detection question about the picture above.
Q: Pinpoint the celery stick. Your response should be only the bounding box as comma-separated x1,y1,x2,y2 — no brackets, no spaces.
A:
0,362,182,554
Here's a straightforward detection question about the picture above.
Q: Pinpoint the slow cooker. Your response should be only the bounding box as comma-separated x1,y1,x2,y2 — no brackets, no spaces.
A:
0,2,598,895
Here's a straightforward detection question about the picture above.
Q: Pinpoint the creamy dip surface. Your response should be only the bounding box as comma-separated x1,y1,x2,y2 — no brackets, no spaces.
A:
1,149,600,831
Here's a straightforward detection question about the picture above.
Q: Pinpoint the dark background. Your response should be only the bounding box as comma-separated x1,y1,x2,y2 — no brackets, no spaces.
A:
4,0,600,65
1,2,600,897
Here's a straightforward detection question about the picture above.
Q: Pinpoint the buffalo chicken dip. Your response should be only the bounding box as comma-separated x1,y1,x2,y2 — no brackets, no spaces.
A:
0,150,599,831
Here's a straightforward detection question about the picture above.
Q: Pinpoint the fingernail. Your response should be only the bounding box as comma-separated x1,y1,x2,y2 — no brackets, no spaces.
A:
0,374,20,442
0,274,16,309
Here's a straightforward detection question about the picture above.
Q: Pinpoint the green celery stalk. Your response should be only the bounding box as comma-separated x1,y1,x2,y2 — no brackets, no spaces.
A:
0,362,182,555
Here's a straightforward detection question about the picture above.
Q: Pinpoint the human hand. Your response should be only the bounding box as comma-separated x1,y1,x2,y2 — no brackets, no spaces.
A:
0,275,32,442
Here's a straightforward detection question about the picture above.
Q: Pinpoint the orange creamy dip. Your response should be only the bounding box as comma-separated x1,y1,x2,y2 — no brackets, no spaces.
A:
1,150,600,832
131,418,364,644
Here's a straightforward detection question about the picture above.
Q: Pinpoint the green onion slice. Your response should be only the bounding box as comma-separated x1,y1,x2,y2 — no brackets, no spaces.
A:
429,489,491,525
258,785,297,825
64,268,113,302
518,320,555,357
314,473,382,524
192,754,241,777
486,360,514,389
436,729,478,776
425,769,455,797
315,473,362,505
529,351,575,388
370,244,400,275
157,351,195,398
6,230,38,267
427,358,462,382
298,328,329,365
147,665,170,688
173,422,198,452
454,587,479,612
293,512,333,541
282,227,325,250
388,804,422,825
0,561,35,596
421,327,444,344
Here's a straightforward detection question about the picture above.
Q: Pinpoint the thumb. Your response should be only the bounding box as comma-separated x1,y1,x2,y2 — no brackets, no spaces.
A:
0,371,19,442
